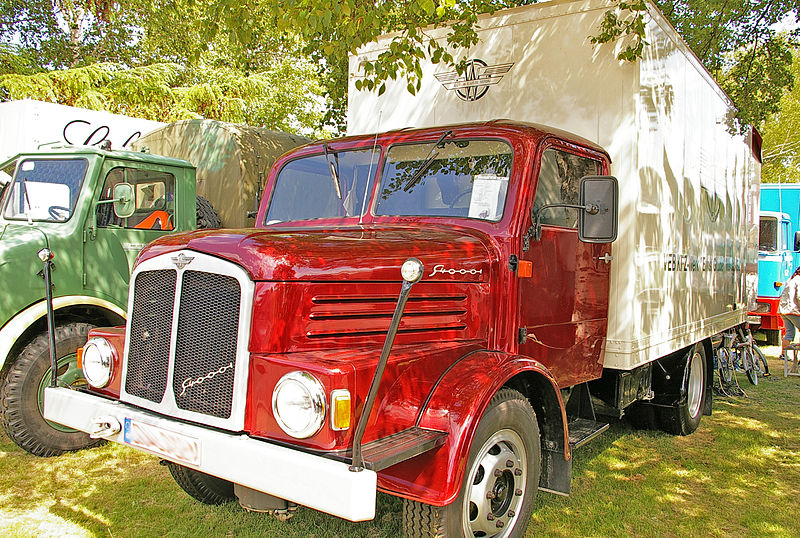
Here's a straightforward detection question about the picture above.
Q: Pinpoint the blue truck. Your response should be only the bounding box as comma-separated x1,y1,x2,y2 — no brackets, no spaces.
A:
751,184,800,345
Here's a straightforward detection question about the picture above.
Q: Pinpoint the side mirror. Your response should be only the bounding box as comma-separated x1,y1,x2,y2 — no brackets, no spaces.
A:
794,231,800,252
578,176,618,243
112,183,135,218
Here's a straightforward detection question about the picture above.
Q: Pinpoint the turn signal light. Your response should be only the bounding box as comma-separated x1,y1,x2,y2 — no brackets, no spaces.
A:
330,389,351,431
517,260,532,278
76,346,84,369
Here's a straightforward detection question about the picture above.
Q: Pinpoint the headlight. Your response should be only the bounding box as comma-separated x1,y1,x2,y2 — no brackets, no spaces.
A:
81,337,114,388
272,371,326,438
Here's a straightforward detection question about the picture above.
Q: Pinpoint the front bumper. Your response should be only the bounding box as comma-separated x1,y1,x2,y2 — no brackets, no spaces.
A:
44,387,377,521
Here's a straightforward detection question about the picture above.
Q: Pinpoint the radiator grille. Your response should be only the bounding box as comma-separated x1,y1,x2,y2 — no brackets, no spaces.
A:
125,269,177,403
173,271,241,418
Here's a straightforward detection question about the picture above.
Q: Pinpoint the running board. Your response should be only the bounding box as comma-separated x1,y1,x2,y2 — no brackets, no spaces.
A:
360,427,448,472
568,418,608,450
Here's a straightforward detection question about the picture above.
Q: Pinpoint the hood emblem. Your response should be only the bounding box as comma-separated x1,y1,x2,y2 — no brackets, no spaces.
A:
171,253,194,269
434,59,515,101
429,264,483,278
179,362,234,397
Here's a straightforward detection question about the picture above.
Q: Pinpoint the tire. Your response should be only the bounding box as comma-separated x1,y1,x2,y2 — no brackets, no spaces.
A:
403,388,540,537
166,462,235,505
765,329,781,346
196,195,221,229
716,347,734,386
0,322,102,457
743,348,758,385
658,345,707,436
753,345,770,378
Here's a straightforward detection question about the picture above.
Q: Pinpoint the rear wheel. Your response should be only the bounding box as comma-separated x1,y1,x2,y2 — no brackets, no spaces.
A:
403,388,540,537
659,345,707,436
753,345,770,378
166,462,236,505
0,322,102,456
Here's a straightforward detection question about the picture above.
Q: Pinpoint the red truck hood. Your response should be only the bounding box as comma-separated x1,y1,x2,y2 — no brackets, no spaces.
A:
137,226,493,282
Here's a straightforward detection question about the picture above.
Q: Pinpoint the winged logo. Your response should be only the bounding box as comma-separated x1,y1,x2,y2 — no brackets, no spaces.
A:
171,252,195,269
434,59,515,101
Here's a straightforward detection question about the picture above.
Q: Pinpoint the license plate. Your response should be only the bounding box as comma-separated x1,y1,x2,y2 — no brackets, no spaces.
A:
747,315,761,324
123,418,200,466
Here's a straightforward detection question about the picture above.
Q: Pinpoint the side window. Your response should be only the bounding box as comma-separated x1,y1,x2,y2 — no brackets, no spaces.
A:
97,167,176,230
533,148,600,228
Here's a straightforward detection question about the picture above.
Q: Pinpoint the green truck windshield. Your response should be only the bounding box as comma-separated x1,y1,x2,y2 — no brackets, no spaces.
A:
3,158,89,222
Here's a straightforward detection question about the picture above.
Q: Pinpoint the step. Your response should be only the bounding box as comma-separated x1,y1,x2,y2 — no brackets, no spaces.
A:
360,427,448,471
568,417,609,450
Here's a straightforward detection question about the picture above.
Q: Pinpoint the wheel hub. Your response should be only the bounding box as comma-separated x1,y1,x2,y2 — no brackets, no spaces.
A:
464,429,527,537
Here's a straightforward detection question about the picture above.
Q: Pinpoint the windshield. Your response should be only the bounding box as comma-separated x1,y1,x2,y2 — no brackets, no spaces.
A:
265,147,380,224
3,158,88,222
375,139,512,221
759,217,778,252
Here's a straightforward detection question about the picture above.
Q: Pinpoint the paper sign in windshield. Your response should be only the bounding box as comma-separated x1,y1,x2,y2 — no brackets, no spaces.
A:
469,174,508,220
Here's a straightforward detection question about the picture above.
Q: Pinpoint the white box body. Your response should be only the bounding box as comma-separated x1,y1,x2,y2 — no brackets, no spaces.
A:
347,0,760,370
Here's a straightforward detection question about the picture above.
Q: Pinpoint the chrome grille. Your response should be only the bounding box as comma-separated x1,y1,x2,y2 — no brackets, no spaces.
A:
120,250,253,432
125,269,177,403
173,271,241,418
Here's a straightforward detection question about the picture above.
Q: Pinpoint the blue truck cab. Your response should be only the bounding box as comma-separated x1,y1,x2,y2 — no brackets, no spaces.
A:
751,185,800,344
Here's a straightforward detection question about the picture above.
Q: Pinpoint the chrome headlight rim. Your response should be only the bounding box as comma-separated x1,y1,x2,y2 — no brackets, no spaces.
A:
82,337,114,388
272,371,326,439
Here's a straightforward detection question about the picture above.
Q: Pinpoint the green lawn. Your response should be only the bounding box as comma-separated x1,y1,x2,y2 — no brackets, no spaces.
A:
1,346,798,537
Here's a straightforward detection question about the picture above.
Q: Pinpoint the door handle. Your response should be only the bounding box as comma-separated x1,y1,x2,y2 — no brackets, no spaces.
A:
598,253,613,264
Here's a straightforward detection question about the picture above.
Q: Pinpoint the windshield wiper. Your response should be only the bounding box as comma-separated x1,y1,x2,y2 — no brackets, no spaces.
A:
402,130,453,192
323,143,343,199
21,178,33,225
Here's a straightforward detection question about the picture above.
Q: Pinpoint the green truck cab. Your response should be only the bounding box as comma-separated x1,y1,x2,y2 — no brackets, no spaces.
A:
0,146,208,456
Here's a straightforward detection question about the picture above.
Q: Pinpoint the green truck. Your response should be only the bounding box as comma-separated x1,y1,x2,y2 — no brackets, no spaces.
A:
0,119,307,456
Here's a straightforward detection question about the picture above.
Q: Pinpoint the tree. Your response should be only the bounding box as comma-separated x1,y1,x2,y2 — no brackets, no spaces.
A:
761,54,800,183
209,0,798,132
0,61,328,137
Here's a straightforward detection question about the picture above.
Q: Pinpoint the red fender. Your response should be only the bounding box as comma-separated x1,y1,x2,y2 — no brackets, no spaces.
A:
376,350,568,505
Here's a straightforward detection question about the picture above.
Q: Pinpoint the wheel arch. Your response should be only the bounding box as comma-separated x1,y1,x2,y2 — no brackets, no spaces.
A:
377,350,569,506
0,296,125,374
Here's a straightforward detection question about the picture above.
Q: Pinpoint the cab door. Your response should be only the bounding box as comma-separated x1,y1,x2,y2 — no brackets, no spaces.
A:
82,161,182,306
517,144,612,388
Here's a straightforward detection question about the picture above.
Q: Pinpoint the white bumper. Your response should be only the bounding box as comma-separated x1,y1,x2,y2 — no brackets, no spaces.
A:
44,387,377,521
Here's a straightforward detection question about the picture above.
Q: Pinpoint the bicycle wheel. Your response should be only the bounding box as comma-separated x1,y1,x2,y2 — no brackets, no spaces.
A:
742,347,758,385
717,348,734,386
753,345,770,378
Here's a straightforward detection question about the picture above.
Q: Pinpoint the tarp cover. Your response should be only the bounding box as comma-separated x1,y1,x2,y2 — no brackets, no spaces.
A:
133,119,309,228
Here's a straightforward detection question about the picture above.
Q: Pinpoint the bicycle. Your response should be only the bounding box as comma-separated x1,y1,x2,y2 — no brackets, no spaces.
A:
714,324,770,393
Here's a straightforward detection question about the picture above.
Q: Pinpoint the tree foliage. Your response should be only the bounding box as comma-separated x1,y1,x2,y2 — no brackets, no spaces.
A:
207,0,798,132
0,0,327,136
762,54,800,183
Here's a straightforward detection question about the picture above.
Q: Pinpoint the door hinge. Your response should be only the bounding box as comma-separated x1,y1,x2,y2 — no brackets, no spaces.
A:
83,273,87,287
518,327,528,344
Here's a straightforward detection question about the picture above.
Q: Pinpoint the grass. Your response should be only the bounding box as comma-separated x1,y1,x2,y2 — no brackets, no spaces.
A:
1,345,798,537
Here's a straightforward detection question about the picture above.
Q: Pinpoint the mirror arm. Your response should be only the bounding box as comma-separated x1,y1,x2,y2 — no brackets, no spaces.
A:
529,202,600,243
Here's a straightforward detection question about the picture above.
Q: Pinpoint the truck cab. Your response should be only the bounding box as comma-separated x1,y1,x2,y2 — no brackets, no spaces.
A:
753,212,796,337
0,146,200,456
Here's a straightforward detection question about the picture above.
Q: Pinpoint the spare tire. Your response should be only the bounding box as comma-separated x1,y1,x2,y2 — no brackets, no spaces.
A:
196,195,221,229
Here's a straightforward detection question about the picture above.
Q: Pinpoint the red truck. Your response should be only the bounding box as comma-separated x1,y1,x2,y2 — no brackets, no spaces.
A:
44,2,759,536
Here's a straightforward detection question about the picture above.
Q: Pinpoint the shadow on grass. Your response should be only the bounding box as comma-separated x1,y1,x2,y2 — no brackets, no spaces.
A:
2,372,798,537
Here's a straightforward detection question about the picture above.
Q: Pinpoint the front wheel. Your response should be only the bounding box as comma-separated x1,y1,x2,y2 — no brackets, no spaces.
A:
166,462,235,505
403,388,540,537
0,322,102,457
